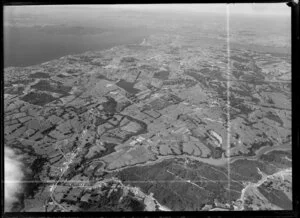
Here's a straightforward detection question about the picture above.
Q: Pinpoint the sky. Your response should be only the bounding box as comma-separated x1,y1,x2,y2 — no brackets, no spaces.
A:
108,3,290,16
4,3,290,17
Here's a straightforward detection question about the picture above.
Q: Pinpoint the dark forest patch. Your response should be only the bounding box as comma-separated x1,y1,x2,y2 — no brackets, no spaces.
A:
21,92,57,106
116,80,140,94
153,70,170,80
29,72,50,79
5,86,25,95
265,111,284,126
185,69,209,88
258,186,292,209
31,80,71,96
120,57,138,63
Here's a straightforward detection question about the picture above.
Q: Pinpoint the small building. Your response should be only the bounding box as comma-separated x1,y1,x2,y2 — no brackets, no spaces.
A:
129,140,137,146
136,136,145,143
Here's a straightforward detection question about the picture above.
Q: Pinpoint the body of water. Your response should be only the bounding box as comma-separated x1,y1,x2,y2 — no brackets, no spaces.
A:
4,26,151,68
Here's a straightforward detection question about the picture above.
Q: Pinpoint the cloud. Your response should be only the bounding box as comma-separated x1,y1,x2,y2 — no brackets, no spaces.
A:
5,146,24,212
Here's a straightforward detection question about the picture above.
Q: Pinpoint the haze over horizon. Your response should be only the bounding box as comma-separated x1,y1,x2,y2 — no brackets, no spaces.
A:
4,3,290,18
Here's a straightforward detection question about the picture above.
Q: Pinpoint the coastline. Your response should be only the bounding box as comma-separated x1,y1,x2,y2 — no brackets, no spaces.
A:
4,30,151,69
